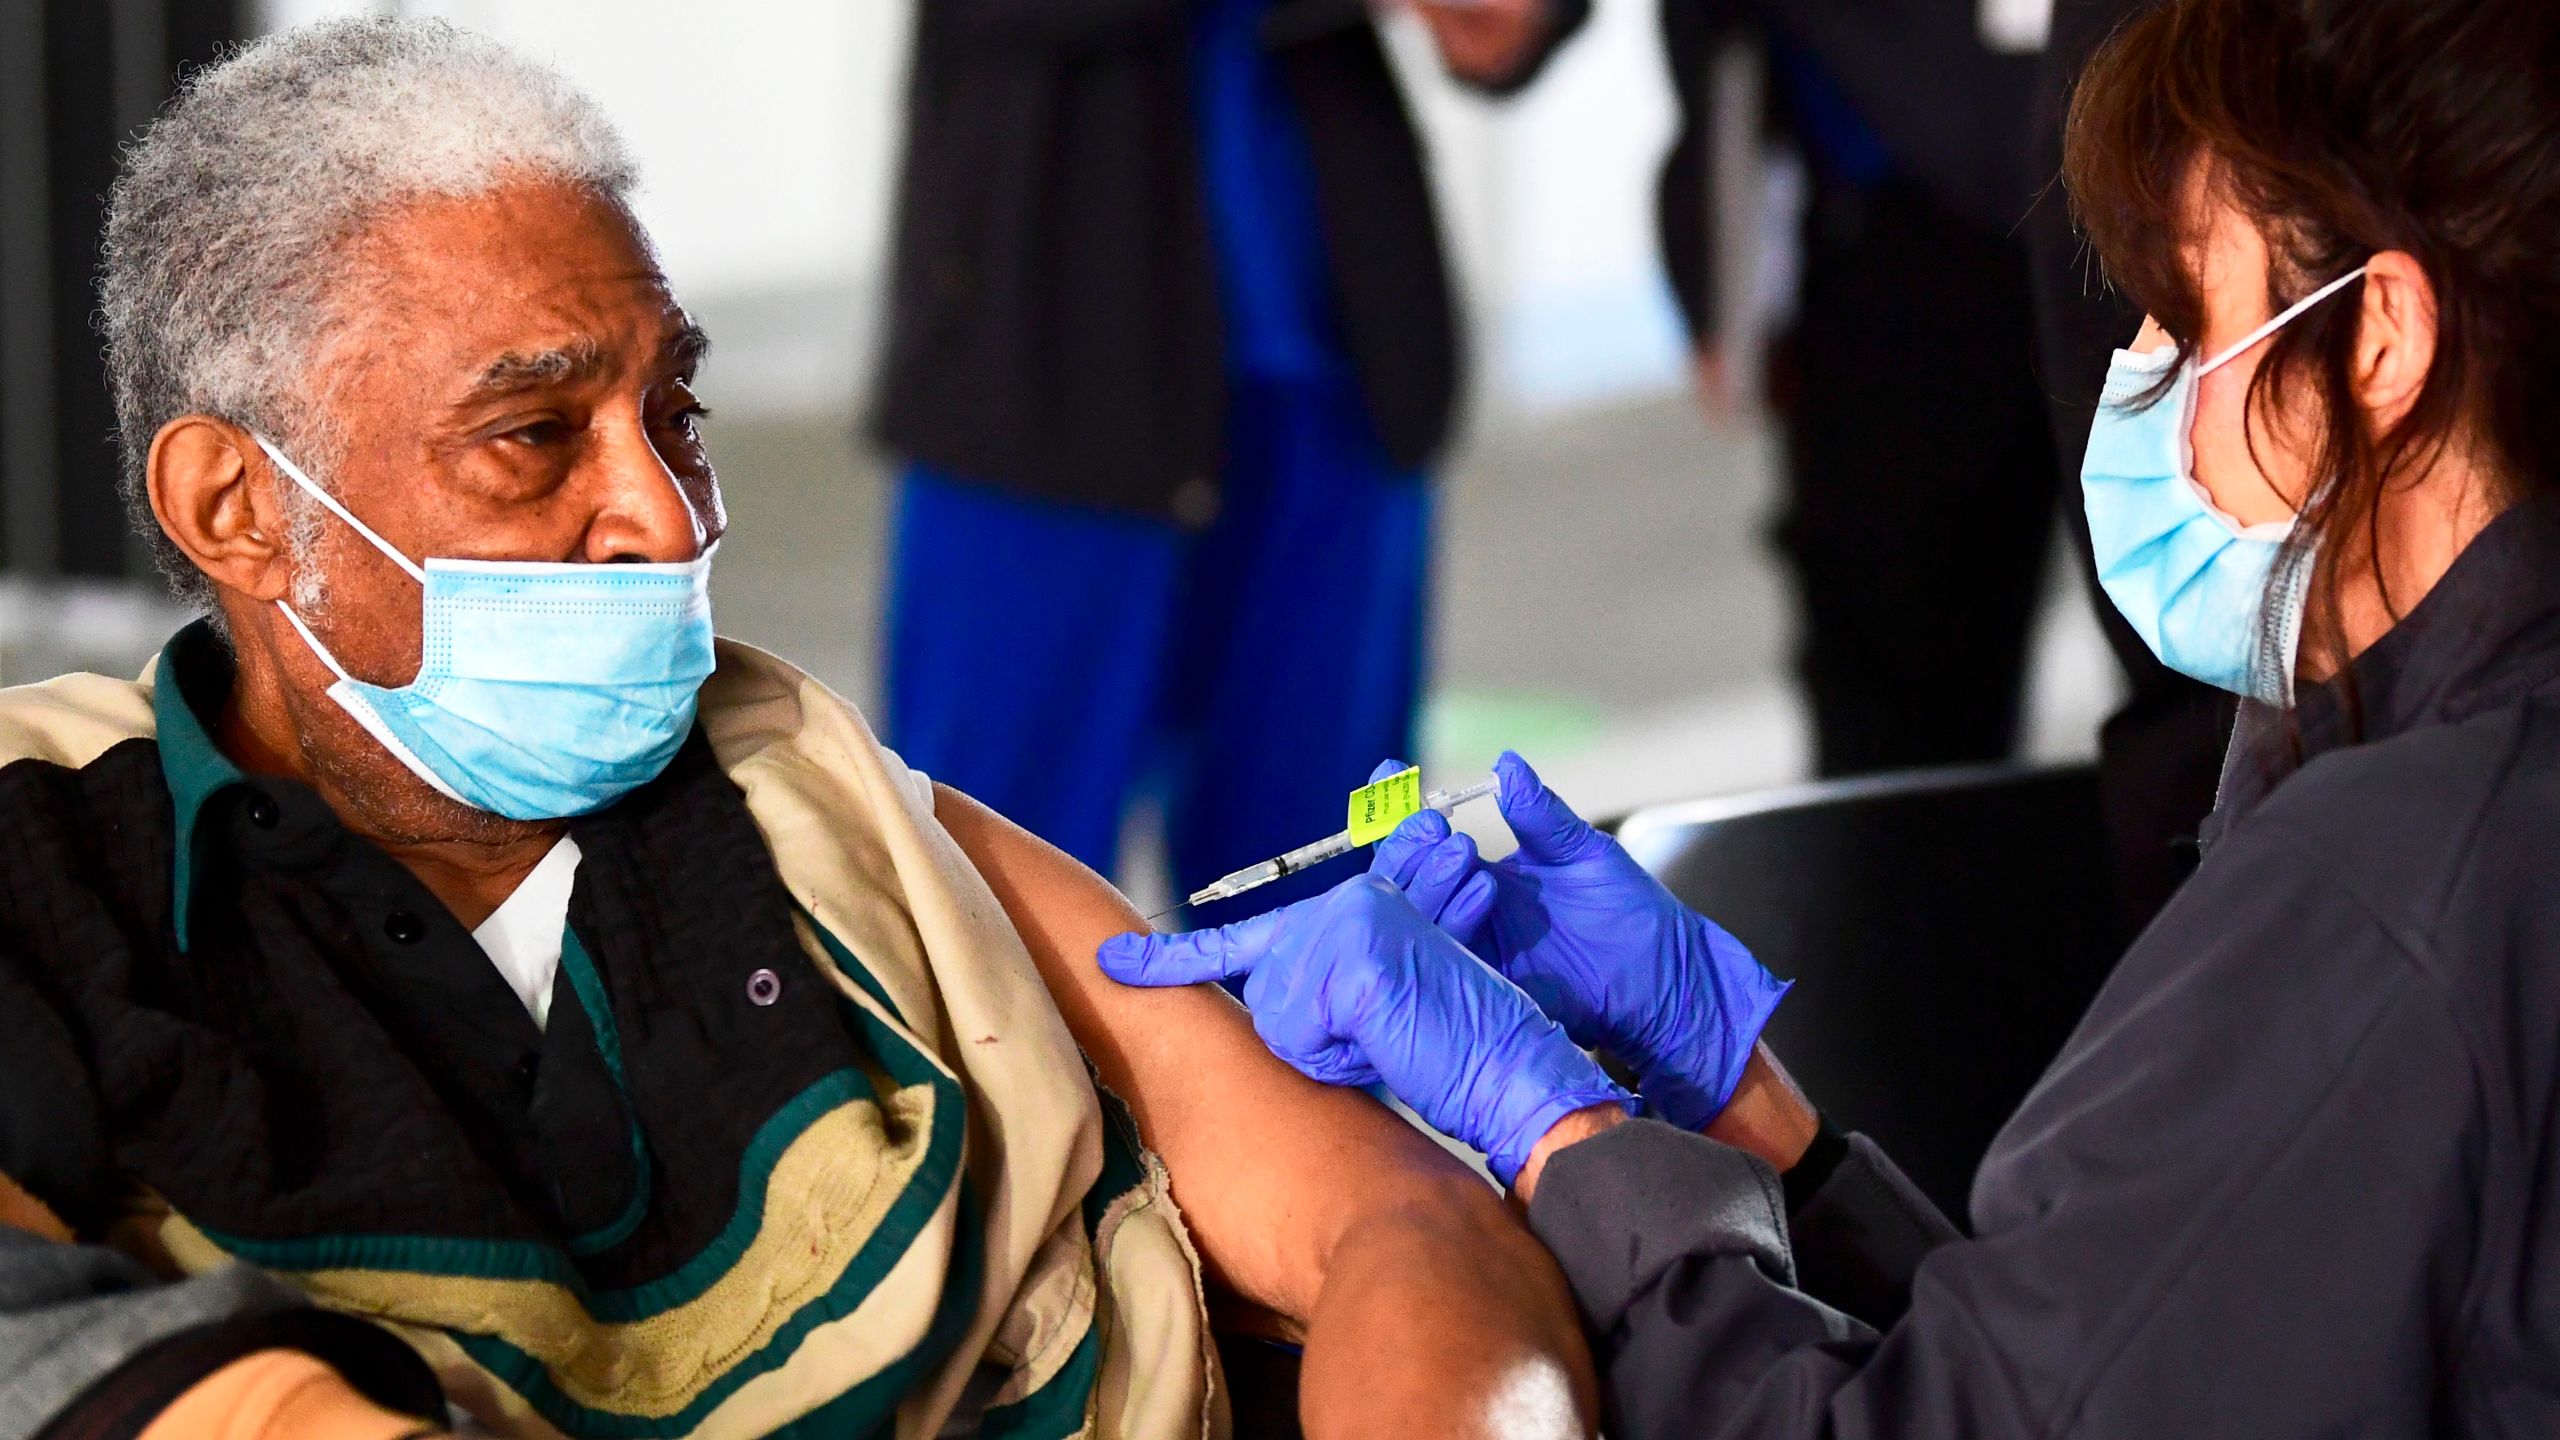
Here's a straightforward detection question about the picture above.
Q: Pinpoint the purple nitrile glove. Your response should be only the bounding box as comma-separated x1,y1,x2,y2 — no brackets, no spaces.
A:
1098,873,1633,1185
1364,756,1501,942
1373,751,1790,1131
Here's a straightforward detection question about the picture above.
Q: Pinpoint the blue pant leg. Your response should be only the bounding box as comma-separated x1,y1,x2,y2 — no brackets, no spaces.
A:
1166,376,1432,923
884,465,1183,875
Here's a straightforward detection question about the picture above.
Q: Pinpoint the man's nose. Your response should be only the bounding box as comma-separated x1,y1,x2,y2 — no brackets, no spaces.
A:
582,422,709,564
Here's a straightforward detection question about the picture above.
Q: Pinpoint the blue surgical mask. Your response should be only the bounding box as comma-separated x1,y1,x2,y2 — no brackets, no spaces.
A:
2080,266,2367,704
259,436,717,820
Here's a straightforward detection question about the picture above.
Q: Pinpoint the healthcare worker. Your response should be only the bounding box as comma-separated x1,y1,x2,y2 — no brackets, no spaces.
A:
1107,0,2560,1431
875,0,1584,918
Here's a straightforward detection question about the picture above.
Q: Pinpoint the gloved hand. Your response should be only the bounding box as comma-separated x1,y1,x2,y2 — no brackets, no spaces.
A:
1363,756,1500,938
1099,872,1633,1186
1370,751,1789,1131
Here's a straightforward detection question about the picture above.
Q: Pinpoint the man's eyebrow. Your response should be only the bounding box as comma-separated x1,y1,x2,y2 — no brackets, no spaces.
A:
459,337,608,404
452,324,708,407
660,322,711,376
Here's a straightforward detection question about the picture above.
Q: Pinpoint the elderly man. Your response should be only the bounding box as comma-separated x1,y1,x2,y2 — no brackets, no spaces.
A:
0,20,1592,1440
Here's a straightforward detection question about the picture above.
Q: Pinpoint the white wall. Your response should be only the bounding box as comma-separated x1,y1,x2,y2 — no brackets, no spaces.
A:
256,0,908,416
253,0,1685,422
258,0,909,292
1387,0,1689,414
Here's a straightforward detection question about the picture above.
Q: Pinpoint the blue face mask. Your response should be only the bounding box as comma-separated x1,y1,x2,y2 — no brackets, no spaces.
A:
2080,266,2367,704
260,436,718,820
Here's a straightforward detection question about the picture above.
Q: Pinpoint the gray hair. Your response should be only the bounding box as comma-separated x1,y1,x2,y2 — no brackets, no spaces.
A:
100,17,640,610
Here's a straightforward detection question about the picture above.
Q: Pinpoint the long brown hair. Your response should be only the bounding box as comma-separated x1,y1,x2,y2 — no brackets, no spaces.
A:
2063,0,2560,693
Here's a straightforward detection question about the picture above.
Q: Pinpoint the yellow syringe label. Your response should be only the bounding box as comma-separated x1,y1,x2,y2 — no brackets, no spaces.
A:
1346,766,1425,846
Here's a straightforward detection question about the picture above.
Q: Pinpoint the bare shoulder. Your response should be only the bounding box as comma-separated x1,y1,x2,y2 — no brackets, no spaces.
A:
931,782,1499,1318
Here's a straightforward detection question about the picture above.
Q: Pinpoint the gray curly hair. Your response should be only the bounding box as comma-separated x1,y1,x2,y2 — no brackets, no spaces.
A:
100,17,639,610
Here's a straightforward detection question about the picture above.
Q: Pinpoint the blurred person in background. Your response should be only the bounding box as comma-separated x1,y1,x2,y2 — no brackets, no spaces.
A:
1656,0,2054,779
1665,0,2236,936
0,20,1604,1438
875,0,1588,919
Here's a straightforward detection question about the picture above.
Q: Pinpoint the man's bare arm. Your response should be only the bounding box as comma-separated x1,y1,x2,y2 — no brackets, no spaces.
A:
935,785,1597,1438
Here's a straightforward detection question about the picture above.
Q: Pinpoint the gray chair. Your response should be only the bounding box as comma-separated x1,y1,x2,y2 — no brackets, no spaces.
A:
1616,763,2121,1224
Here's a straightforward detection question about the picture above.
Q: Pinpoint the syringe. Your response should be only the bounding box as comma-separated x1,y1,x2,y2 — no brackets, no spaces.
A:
1172,775,1500,914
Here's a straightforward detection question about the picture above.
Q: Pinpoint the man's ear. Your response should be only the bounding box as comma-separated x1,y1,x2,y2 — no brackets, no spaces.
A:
147,417,292,603
2353,250,2439,425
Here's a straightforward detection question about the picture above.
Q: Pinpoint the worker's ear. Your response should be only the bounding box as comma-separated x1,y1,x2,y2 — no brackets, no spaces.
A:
147,417,295,604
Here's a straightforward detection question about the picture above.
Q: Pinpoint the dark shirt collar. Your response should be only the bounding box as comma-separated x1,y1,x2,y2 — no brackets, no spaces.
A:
153,619,252,950
2212,493,2560,835
2298,492,2560,748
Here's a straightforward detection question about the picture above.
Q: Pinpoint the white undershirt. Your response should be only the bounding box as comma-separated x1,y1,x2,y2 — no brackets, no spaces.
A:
471,836,582,1031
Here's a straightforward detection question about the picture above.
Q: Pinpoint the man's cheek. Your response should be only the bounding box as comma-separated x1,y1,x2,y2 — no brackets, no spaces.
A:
319,566,430,684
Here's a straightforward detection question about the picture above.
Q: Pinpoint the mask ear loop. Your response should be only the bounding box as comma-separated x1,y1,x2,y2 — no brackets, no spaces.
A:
2197,266,2371,378
268,556,475,809
2186,268,2365,706
255,432,420,700
251,434,427,584
272,600,358,686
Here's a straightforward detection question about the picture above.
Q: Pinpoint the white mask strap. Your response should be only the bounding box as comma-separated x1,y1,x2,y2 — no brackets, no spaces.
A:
252,434,428,585
275,597,471,805
273,599,359,686
2198,266,2372,378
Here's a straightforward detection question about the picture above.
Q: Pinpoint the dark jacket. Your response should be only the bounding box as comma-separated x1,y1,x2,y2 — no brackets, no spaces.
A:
1655,0,2041,339
874,0,1587,520
1526,494,2560,1436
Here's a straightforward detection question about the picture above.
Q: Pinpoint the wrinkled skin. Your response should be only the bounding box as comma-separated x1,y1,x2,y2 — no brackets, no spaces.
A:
148,178,719,926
